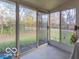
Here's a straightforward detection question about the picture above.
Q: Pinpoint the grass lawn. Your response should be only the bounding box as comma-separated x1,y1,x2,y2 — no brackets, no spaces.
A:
50,29,60,41
0,32,36,53
61,31,73,45
0,29,74,53
20,32,36,47
50,29,73,45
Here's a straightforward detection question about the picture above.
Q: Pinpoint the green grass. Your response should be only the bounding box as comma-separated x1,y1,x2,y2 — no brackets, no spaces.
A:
20,34,36,47
50,29,73,45
0,29,74,53
61,31,73,45
0,32,36,53
0,41,16,52
50,29,60,41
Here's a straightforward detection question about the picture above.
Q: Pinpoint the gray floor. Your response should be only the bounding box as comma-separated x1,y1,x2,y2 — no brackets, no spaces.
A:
21,44,71,59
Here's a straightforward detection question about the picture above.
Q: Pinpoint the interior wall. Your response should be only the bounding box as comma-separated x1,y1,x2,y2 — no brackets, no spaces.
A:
51,0,79,38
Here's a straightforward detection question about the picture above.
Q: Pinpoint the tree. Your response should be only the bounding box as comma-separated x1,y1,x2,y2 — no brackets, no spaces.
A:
27,15,33,27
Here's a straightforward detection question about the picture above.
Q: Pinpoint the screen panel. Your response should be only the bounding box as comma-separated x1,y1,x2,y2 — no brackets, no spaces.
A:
61,9,76,45
0,1,16,53
19,6,36,53
50,12,60,41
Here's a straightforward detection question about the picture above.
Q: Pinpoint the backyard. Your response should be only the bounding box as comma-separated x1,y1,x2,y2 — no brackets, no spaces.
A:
0,28,74,53
0,30,36,53
50,29,73,45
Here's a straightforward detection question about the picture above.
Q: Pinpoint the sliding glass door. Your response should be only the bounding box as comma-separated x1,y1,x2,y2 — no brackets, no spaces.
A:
37,12,48,45
0,1,16,53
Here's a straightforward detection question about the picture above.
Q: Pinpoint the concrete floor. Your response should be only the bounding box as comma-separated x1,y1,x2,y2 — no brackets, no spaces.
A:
21,44,71,59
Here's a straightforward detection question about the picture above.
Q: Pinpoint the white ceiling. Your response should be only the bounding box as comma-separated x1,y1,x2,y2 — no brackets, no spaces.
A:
11,0,69,11
23,0,69,10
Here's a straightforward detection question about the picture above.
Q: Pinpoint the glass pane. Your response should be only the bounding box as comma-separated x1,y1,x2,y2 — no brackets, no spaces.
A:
37,12,48,45
0,1,16,53
19,6,36,53
50,12,60,41
61,9,76,45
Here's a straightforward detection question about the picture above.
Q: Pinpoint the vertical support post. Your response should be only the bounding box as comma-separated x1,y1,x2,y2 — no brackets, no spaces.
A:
36,11,39,48
47,14,48,44
16,1,20,59
47,12,50,44
76,8,78,38
60,11,62,42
